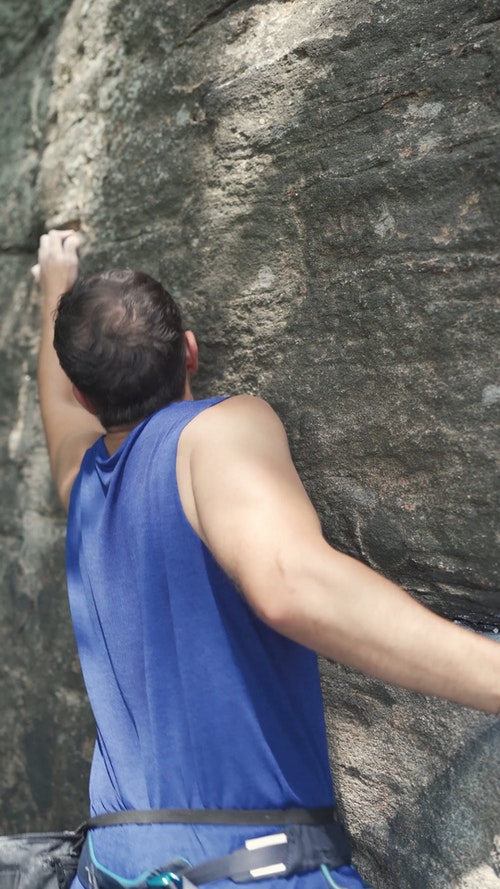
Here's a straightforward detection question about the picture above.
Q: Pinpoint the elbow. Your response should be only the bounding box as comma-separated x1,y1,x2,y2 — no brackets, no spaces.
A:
243,544,321,638
249,589,292,634
242,538,358,656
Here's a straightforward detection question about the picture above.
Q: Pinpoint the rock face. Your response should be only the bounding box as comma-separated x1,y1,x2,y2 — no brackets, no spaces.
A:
0,0,498,886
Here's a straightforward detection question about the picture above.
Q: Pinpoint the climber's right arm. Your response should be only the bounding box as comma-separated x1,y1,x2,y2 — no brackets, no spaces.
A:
177,394,500,714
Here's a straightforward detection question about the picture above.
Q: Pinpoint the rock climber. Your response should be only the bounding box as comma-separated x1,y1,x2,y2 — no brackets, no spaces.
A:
34,229,500,889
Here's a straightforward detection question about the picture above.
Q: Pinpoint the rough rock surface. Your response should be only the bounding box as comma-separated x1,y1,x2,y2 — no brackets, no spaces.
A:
0,1,498,886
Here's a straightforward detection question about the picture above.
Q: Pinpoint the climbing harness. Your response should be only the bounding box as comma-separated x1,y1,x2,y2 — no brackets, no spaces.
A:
76,808,352,889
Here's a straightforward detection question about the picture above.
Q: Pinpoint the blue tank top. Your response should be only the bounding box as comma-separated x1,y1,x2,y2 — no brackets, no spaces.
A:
66,397,335,884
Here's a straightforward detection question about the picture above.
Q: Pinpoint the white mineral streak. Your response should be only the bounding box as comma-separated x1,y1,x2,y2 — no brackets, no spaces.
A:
8,368,30,460
454,862,500,889
482,384,500,407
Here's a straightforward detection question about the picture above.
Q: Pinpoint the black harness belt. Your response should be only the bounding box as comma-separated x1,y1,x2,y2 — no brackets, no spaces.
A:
77,809,351,889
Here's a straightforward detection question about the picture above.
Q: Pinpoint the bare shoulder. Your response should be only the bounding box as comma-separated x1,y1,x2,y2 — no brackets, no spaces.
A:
180,395,288,453
191,394,283,427
176,395,297,546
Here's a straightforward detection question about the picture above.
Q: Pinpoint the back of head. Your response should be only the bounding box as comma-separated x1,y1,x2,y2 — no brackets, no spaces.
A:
54,269,186,428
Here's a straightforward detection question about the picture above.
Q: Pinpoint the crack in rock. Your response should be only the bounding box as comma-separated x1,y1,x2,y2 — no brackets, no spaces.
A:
176,0,250,46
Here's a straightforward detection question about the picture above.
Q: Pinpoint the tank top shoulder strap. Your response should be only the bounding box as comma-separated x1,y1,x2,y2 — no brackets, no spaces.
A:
145,396,228,454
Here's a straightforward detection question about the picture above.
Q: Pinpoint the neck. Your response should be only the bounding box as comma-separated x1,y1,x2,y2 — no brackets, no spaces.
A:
103,426,135,456
103,381,194,456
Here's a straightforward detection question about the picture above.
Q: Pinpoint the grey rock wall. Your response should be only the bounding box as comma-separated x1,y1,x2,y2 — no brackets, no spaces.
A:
0,0,498,886
0,0,94,831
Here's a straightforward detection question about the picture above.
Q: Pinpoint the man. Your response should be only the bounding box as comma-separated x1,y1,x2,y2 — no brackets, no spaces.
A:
35,230,499,889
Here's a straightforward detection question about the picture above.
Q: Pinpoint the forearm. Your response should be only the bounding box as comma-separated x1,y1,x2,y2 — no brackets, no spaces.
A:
38,294,76,418
35,231,103,506
36,231,79,420
263,541,500,713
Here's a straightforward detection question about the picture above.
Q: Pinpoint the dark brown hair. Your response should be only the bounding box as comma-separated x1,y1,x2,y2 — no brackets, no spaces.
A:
54,269,186,427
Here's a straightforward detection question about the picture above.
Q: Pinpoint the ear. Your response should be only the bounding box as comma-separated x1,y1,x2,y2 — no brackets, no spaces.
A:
72,385,99,415
184,330,199,375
